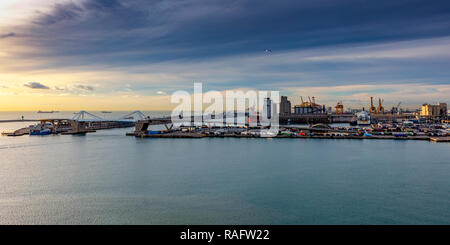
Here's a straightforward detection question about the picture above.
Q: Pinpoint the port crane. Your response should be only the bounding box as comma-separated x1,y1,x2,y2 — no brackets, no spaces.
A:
369,97,378,115
335,101,344,115
377,98,385,114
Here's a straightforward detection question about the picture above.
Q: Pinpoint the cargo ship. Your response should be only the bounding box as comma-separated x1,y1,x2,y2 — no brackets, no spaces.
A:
37,110,58,113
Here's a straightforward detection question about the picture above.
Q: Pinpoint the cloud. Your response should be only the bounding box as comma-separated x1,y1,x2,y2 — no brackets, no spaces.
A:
54,86,65,91
7,0,450,66
1,0,449,108
74,84,95,91
24,82,50,89
0,32,15,39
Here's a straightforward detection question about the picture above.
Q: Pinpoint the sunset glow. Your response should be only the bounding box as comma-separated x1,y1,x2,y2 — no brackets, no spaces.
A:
1,0,449,110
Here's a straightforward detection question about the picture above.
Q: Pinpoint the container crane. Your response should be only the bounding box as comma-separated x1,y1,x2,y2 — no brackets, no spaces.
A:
335,101,344,115
377,98,385,114
369,97,377,115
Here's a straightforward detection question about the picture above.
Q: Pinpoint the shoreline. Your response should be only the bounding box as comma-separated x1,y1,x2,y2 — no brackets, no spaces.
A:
129,132,450,142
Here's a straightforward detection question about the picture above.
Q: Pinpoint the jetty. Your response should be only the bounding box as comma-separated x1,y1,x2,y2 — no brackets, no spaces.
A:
430,137,450,142
128,118,450,143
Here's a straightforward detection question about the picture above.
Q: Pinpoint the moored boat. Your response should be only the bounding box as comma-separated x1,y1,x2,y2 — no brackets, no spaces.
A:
29,128,52,135
356,111,371,126
29,123,52,135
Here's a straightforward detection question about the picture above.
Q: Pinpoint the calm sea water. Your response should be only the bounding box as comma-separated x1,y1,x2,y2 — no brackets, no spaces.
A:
0,111,449,224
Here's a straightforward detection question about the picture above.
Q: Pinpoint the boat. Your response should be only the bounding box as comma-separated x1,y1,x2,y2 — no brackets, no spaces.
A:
260,130,277,138
402,120,414,126
37,110,58,113
356,111,371,126
29,128,52,136
29,123,52,135
147,130,161,135
393,132,408,137
101,111,112,113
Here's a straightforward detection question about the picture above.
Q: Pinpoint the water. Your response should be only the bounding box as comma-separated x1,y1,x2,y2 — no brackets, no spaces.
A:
1,112,450,224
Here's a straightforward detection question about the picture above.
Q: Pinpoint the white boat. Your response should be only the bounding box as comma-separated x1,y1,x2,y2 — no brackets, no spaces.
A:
356,111,371,125
402,120,414,126
260,130,277,138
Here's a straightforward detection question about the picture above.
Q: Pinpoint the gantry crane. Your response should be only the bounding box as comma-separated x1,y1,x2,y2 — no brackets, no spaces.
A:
335,101,344,114
377,98,384,114
369,97,378,115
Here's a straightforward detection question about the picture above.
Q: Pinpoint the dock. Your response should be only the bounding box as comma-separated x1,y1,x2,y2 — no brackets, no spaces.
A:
1,127,30,136
128,117,449,142
430,137,450,142
133,133,441,141
278,113,417,124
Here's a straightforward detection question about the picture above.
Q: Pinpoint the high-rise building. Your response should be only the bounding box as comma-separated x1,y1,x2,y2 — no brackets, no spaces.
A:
264,98,272,119
280,96,291,115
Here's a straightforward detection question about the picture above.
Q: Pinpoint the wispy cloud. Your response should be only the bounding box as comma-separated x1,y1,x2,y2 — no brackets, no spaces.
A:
6,0,450,66
0,32,15,39
23,82,49,89
73,84,95,91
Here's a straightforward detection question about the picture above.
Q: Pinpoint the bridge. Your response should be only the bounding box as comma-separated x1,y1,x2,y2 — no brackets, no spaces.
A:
36,111,165,135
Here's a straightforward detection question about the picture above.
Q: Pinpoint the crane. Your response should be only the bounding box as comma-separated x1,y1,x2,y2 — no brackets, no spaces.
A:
335,101,344,115
369,97,377,115
377,98,385,114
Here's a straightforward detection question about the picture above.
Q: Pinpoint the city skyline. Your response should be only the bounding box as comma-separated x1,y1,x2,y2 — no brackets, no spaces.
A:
0,0,449,110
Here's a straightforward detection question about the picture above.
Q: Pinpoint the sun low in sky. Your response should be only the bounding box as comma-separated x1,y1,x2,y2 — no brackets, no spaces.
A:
0,0,449,111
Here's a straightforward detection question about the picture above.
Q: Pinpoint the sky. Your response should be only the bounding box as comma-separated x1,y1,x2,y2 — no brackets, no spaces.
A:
0,0,449,111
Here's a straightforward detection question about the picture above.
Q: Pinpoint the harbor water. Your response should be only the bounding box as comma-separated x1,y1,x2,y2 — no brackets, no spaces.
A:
0,111,450,224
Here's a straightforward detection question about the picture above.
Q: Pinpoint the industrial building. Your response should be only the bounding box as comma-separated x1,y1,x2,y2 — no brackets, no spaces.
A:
420,103,448,118
294,96,326,114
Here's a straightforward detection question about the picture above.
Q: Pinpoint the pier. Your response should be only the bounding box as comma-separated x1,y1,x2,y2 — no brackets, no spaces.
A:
279,113,417,124
129,116,450,142
130,128,449,142
3,110,449,142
